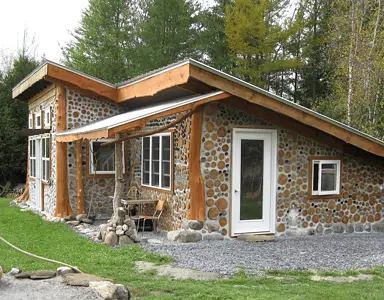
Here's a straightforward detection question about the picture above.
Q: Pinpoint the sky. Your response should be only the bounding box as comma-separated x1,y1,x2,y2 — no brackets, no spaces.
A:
0,0,215,65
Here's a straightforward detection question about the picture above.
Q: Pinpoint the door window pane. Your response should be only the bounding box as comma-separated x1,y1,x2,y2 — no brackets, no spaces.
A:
240,140,264,220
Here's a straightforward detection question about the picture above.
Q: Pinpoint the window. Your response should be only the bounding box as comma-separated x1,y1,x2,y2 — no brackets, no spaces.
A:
89,140,125,175
44,108,51,128
29,139,36,178
142,133,172,190
41,137,50,181
310,158,341,196
35,112,41,129
29,114,33,129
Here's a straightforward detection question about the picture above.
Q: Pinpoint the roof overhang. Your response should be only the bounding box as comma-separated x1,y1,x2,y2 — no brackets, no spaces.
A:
13,59,384,157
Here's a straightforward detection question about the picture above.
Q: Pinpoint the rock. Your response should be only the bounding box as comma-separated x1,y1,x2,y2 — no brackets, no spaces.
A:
129,232,140,243
99,224,109,240
355,222,364,232
63,273,114,287
316,224,324,235
105,232,118,246
8,268,20,276
89,281,117,300
167,230,183,242
15,272,32,279
67,220,80,226
372,219,384,232
364,223,372,232
64,215,76,221
324,228,333,235
115,284,131,300
116,225,123,231
107,226,114,232
116,230,125,236
82,218,94,224
147,239,163,244
76,214,87,221
178,230,202,243
122,224,128,231
9,200,18,207
124,219,136,229
332,223,345,233
307,228,316,235
28,270,56,280
125,229,135,237
346,224,354,233
203,232,224,241
119,235,134,246
205,221,220,233
188,220,204,230
57,267,74,276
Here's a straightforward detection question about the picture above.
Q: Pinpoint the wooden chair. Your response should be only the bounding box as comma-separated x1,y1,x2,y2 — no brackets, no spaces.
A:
138,200,165,232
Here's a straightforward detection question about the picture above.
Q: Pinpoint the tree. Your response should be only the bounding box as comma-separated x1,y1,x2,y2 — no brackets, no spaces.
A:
0,34,39,186
198,0,233,72
225,0,301,92
62,0,138,83
136,0,202,72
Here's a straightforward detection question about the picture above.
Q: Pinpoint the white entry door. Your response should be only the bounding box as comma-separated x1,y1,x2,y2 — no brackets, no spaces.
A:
231,128,277,235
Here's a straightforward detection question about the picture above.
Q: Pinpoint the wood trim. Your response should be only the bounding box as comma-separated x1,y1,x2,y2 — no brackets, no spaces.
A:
28,84,56,105
56,129,109,142
76,140,85,214
308,156,343,198
13,64,48,99
188,108,205,221
29,176,36,182
41,182,45,211
190,65,384,157
46,64,116,100
55,85,74,217
140,185,174,195
116,64,190,103
223,98,345,151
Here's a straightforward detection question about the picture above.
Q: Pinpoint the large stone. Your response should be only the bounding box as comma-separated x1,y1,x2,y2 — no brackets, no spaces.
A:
188,220,204,230
203,232,224,241
64,215,76,222
372,219,384,232
125,228,135,237
28,270,56,280
178,230,202,243
355,222,364,232
82,218,94,224
346,224,354,233
167,230,183,242
364,223,372,232
105,232,118,246
116,225,123,231
316,223,324,235
116,230,125,236
57,267,74,276
324,228,333,235
63,273,114,287
99,224,109,241
129,232,140,243
15,272,32,279
76,214,87,221
332,223,345,233
8,268,20,276
89,281,117,300
66,221,80,226
205,221,220,233
119,235,134,246
122,224,128,231
115,284,131,300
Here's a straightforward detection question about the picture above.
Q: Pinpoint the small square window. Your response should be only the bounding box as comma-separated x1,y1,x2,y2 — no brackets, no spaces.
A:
89,140,125,175
29,114,33,129
310,157,341,196
35,112,41,129
44,108,51,128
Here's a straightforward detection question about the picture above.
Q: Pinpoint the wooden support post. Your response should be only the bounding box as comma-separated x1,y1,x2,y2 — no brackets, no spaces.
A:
188,108,206,221
76,140,85,214
112,134,124,222
55,85,74,217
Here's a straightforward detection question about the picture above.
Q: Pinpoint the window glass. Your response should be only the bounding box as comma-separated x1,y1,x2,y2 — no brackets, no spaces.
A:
42,137,50,181
321,163,337,191
151,136,160,187
313,162,319,191
142,137,150,184
161,135,171,188
92,142,115,172
311,159,340,196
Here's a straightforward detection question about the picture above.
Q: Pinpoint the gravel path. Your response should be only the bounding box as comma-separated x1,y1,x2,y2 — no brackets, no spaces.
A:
0,275,102,300
141,233,384,275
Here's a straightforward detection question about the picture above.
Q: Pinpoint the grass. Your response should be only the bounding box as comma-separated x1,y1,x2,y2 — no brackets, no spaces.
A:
1,198,384,299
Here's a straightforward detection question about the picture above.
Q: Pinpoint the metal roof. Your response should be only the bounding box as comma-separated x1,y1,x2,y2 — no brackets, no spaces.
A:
56,91,225,137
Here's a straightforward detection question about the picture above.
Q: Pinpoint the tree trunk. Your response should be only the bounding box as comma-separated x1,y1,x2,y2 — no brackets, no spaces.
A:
347,0,355,125
112,134,124,222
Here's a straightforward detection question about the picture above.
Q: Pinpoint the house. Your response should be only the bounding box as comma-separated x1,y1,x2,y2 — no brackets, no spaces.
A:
13,59,384,237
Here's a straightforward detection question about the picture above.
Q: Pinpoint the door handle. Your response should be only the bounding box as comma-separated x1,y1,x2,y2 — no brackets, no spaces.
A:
234,189,240,193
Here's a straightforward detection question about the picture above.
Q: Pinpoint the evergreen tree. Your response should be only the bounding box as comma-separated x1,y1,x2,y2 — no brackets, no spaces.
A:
136,0,202,72
62,0,138,83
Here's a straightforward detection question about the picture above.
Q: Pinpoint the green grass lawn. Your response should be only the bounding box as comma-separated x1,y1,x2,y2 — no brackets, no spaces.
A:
1,198,384,299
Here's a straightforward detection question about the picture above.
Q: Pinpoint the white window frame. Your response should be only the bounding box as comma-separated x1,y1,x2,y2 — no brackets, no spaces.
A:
311,159,341,196
89,139,125,175
141,132,172,191
44,108,51,128
41,136,50,182
29,139,36,178
29,114,33,129
34,112,42,129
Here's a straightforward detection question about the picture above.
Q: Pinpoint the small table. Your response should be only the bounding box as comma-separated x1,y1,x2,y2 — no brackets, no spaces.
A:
121,199,157,217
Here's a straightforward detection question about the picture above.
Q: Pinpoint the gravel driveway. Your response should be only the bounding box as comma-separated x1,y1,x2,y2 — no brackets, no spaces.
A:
141,233,384,275
0,275,102,300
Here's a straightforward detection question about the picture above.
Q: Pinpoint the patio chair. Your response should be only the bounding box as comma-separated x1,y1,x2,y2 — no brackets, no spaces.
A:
138,200,165,232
